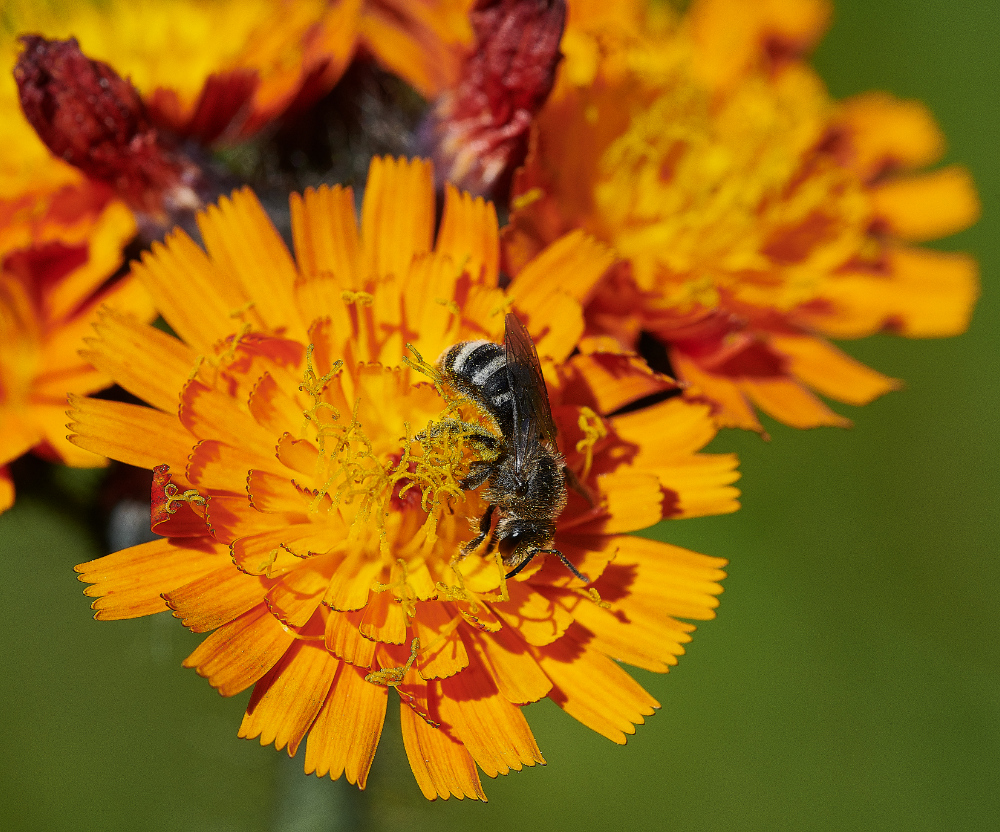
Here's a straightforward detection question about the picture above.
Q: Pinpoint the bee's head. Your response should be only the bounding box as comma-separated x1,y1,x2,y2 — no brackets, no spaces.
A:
496,519,552,564
495,517,588,583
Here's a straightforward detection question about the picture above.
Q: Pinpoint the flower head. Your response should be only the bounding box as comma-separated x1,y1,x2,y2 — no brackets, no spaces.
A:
73,157,735,799
504,0,980,431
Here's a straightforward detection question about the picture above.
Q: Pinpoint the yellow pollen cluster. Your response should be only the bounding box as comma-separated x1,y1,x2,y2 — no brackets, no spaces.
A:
292,343,497,567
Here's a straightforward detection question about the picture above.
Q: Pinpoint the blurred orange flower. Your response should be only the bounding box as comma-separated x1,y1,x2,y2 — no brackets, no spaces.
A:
0,182,151,512
504,0,980,431
3,0,473,146
73,157,736,799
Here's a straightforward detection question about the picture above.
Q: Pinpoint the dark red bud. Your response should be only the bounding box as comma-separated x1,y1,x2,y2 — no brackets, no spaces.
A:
14,36,203,220
424,0,566,200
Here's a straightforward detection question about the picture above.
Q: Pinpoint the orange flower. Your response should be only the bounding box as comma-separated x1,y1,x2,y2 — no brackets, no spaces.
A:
73,157,736,800
0,182,151,512
504,0,980,431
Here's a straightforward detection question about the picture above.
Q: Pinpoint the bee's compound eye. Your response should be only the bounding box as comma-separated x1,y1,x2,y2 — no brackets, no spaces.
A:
498,528,527,558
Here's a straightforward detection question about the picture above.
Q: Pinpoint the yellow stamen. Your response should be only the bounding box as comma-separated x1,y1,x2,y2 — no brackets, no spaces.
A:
163,482,207,513
372,558,419,621
365,637,420,687
575,406,607,481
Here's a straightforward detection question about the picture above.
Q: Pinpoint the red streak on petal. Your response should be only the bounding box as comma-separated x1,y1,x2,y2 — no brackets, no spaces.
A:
151,464,211,537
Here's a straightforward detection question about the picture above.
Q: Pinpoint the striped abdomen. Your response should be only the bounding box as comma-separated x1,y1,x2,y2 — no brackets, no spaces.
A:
438,340,515,437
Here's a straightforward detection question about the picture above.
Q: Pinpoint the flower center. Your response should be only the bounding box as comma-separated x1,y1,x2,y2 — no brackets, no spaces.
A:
594,64,870,311
286,340,498,577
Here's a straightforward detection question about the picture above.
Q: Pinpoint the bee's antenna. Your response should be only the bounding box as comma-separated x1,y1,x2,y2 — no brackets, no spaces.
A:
552,550,590,584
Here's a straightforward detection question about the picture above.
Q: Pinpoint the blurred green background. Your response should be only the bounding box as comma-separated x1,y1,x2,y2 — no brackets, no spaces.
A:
2,1,997,829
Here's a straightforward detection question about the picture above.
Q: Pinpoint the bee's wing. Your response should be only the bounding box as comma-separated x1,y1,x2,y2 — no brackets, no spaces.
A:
504,312,559,474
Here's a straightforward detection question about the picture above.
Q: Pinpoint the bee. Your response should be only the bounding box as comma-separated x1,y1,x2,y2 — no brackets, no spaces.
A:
437,312,588,582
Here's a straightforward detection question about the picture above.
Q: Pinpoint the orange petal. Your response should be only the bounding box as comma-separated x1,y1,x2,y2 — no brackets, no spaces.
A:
400,699,487,801
413,602,469,680
740,375,852,429
360,157,435,280
276,433,321,477
870,165,980,242
76,538,228,620
0,468,12,513
610,399,741,518
247,372,308,438
510,229,613,308
324,609,377,669
509,231,614,361
402,251,468,362
0,405,39,471
771,334,901,406
356,1,472,99
359,589,409,645
601,534,727,621
67,395,194,470
205,494,267,540
290,184,361,288
566,351,675,416
178,379,276,451
438,661,544,778
183,604,297,696
28,402,108,467
134,229,250,353
610,397,716,457
885,247,979,337
493,580,573,646
838,92,944,178
246,469,308,514
186,439,277,493
472,626,552,704
558,592,688,673
436,184,500,288
82,307,197,413
536,624,658,744
304,662,388,788
323,552,385,612
806,246,979,339
229,527,317,577
266,567,330,627
43,200,137,321
691,0,830,88
670,352,763,432
164,564,268,632
239,638,338,757
197,189,305,339
592,470,667,533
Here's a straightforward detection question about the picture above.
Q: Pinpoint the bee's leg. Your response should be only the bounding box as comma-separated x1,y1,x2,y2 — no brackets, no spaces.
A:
461,503,495,556
421,419,501,456
459,461,492,491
